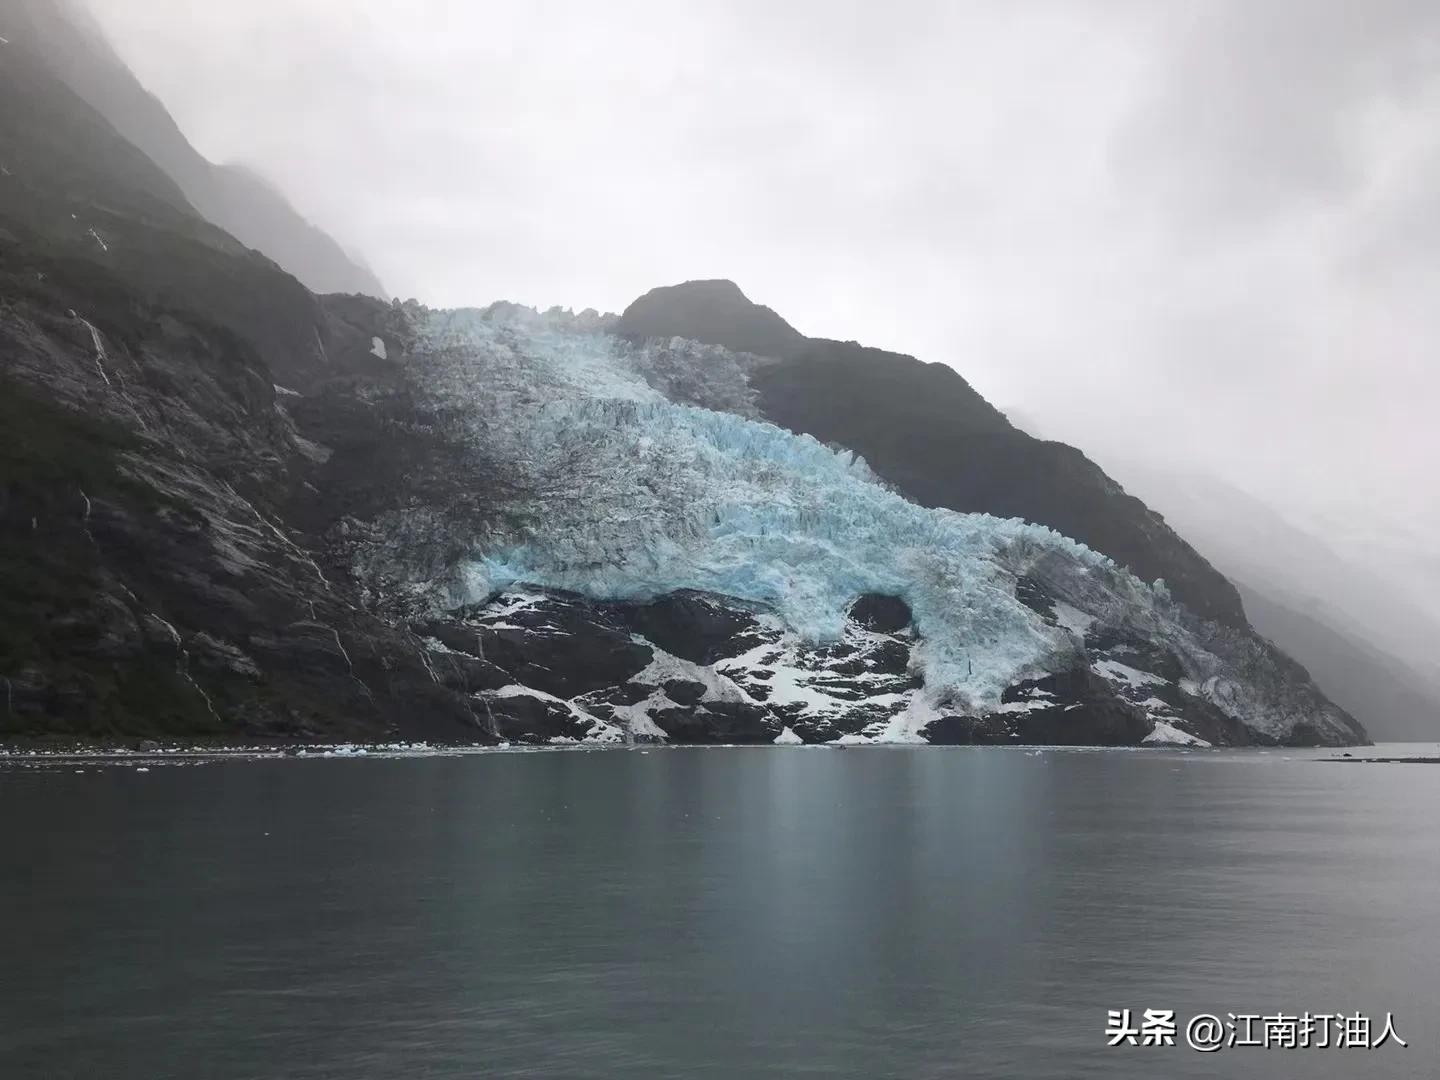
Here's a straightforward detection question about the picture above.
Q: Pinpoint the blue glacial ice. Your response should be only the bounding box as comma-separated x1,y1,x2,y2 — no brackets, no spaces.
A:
401,306,1168,711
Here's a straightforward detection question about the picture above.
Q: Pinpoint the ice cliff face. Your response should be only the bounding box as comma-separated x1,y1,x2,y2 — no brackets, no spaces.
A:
348,305,1364,746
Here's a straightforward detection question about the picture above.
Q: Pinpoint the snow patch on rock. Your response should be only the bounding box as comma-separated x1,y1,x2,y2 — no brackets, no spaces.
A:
630,647,755,705
482,683,623,743
1052,601,1094,638
1143,720,1211,747
1092,660,1167,688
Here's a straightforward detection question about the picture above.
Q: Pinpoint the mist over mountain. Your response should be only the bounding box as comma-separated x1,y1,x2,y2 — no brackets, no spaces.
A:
1101,463,1440,741
0,0,382,297
1009,405,1439,741
1237,584,1439,743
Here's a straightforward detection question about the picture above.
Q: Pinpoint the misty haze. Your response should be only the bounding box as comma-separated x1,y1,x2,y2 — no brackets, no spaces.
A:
1,0,1436,1077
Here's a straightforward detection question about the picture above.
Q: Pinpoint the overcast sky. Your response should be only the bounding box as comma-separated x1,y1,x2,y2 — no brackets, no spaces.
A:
82,0,1440,581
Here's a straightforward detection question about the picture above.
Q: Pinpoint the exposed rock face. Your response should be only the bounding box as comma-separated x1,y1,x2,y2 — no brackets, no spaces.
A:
0,294,479,741
394,587,1326,747
417,587,924,745
609,591,760,665
920,668,1154,747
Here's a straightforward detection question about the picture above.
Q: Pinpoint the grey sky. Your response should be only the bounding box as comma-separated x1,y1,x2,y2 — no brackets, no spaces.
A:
83,0,1440,588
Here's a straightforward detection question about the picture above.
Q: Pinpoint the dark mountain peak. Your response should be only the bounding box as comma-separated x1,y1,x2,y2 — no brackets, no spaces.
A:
616,279,806,358
663,278,748,300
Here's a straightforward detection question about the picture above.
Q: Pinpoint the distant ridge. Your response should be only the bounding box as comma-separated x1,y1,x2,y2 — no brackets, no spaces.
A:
0,0,384,297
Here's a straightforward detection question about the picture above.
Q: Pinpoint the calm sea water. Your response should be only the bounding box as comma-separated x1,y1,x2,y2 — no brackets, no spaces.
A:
2,745,1437,1079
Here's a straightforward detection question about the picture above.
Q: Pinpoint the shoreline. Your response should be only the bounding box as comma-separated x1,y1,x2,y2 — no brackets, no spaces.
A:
2,740,1425,765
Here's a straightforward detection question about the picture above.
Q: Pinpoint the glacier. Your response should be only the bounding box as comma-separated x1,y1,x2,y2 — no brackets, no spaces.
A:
331,302,1368,745
381,306,1177,714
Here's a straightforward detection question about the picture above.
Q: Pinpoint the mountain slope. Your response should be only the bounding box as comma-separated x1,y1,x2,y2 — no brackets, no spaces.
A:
1237,583,1440,742
616,280,1247,628
1,28,452,739
1106,464,1440,741
0,0,384,297
0,39,333,382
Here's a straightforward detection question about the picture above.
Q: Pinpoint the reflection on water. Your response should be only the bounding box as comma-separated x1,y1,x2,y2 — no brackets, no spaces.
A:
2,746,1436,1078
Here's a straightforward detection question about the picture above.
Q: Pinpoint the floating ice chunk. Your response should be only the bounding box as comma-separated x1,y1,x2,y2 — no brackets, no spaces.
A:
773,726,803,745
